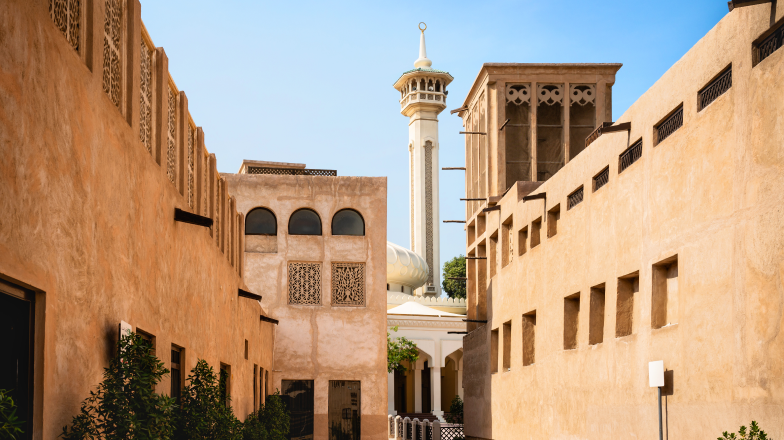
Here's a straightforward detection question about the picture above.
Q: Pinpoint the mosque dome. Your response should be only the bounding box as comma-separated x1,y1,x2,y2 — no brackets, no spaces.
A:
387,242,429,289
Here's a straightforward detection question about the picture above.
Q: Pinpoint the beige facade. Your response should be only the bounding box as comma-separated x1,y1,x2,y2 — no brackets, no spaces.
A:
225,165,389,440
460,5,784,440
0,1,275,438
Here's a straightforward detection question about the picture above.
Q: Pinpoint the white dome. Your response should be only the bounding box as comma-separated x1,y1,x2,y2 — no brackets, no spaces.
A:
387,242,429,289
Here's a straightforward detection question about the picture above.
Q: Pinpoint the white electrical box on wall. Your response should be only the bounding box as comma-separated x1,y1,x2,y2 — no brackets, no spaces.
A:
649,360,665,387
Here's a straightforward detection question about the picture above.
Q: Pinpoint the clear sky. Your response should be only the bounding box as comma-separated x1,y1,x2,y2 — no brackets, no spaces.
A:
141,0,727,289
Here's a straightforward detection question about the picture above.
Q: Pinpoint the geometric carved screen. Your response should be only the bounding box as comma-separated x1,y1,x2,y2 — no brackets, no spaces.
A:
49,0,81,52
102,0,121,108
288,263,321,305
332,263,365,306
139,39,153,154
424,141,434,286
187,123,195,209
166,86,176,184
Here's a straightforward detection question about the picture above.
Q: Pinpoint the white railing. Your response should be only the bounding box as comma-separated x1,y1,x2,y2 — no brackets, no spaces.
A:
389,415,454,440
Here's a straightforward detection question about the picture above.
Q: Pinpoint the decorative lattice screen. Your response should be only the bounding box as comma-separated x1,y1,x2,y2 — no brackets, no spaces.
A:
139,39,153,154
102,0,121,108
49,0,80,52
187,123,195,208
332,263,365,306
288,263,321,305
166,86,176,184
424,141,434,285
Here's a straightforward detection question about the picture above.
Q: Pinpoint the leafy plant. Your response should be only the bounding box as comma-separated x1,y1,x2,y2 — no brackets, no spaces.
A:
60,332,176,440
444,395,463,424
0,389,24,440
442,256,466,299
242,391,290,440
719,421,769,440
387,326,419,373
175,360,242,440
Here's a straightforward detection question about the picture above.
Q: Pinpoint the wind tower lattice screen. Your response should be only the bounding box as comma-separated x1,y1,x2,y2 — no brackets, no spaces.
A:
102,0,122,108
288,263,322,305
331,263,365,306
49,0,81,52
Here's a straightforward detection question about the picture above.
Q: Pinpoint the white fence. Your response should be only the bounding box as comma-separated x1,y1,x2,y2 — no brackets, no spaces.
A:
388,415,465,440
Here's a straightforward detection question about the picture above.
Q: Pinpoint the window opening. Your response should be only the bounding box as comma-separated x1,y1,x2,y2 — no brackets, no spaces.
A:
518,227,528,256
536,84,565,181
0,280,35,436
652,256,679,329
522,311,536,366
246,208,277,235
616,272,639,337
332,209,365,236
490,328,499,374
332,263,365,306
593,167,609,192
49,0,81,52
288,262,322,305
530,218,542,248
171,346,182,403
547,205,560,238
569,84,596,159
619,139,642,173
754,20,784,66
505,84,532,187
698,66,732,111
588,284,606,345
102,0,122,108
503,321,512,372
219,364,231,406
289,209,322,235
654,105,683,145
567,187,584,210
563,293,580,350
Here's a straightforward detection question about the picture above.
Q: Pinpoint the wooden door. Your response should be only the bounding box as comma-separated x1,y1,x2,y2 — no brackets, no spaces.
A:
328,380,360,440
281,380,314,440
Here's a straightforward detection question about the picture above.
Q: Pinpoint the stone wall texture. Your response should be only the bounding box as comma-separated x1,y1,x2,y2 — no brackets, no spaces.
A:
0,1,274,438
462,5,784,440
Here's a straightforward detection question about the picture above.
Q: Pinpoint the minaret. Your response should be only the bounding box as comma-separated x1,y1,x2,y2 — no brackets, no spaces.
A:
393,23,453,297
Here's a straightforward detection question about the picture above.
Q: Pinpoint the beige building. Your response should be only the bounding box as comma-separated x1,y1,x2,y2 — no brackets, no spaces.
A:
225,161,389,440
458,4,784,440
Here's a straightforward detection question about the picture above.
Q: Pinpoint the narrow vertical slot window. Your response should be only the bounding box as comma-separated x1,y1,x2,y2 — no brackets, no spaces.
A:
518,227,528,256
616,272,639,337
503,321,512,372
564,293,580,350
652,256,679,329
490,328,499,374
171,346,182,403
588,284,606,345
531,218,542,248
547,205,560,238
522,311,536,366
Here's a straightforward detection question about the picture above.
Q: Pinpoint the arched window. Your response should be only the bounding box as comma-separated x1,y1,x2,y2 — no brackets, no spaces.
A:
289,208,322,235
331,209,365,236
245,207,277,235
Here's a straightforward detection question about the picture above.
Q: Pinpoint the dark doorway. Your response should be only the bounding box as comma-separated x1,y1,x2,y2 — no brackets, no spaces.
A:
394,369,407,413
422,361,431,413
328,380,361,440
281,380,314,440
0,280,35,439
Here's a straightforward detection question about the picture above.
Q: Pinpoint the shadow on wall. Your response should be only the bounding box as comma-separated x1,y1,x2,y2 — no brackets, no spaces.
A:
663,370,674,440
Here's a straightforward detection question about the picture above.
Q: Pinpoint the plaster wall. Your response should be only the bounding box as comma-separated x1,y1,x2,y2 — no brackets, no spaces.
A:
463,6,784,440
224,174,389,440
0,1,274,438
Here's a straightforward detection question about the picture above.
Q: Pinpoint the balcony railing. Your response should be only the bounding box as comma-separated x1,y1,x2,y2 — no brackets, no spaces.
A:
400,91,447,109
247,167,337,176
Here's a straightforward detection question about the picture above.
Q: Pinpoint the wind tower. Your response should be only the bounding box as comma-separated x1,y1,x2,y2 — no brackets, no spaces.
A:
393,23,453,297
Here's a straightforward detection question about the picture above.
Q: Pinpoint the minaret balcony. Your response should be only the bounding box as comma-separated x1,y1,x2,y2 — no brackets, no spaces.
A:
400,91,447,111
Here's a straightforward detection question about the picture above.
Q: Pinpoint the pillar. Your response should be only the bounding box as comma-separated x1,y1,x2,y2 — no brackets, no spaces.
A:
414,365,422,413
431,365,443,416
388,371,396,415
457,362,464,400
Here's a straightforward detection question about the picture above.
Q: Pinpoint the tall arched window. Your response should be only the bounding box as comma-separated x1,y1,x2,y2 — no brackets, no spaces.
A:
245,207,277,235
289,208,322,235
332,209,365,236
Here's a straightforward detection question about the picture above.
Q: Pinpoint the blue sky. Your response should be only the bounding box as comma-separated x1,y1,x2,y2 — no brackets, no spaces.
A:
141,0,727,287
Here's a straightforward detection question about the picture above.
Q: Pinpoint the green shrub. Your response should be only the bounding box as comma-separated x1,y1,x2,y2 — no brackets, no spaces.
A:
0,389,24,440
445,395,463,424
174,360,242,440
242,391,290,440
60,332,176,440
719,421,769,440
387,326,419,373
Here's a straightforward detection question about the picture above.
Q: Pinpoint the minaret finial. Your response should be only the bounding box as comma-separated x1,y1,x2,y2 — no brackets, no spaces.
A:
414,22,432,69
